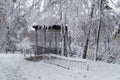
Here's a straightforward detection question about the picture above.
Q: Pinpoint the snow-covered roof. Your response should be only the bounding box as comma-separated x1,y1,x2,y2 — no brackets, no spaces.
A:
36,17,60,26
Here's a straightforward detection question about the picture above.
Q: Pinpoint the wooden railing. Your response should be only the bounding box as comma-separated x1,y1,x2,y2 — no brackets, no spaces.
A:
43,54,89,70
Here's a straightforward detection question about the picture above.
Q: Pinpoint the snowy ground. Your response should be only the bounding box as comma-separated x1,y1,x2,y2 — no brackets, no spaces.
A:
0,53,120,80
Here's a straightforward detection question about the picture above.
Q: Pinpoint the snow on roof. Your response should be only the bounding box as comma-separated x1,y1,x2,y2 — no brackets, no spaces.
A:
36,17,60,26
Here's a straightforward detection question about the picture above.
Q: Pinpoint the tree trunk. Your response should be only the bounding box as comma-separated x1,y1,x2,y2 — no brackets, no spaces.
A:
83,29,91,59
95,19,102,60
82,1,95,59
95,0,102,61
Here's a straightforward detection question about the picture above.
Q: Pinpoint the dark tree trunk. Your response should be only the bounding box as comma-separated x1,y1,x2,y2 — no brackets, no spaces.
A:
95,0,102,61
83,29,91,59
82,1,95,59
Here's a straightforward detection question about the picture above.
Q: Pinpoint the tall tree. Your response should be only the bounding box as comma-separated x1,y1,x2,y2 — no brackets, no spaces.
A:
83,0,95,59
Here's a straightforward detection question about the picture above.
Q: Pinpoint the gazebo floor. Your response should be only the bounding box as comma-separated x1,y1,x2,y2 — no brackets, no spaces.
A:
25,55,43,62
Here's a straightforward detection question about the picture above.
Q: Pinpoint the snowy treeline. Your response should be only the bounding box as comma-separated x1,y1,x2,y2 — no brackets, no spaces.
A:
0,0,120,63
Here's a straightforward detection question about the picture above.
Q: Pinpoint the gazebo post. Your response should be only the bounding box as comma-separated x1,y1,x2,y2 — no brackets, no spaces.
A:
35,27,38,57
61,24,64,56
65,26,69,57
33,25,38,57
45,26,47,54
55,29,57,54
43,26,46,54
61,25,68,57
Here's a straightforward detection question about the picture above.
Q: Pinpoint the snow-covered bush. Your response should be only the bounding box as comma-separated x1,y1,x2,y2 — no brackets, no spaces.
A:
16,37,33,54
70,42,83,57
112,23,120,39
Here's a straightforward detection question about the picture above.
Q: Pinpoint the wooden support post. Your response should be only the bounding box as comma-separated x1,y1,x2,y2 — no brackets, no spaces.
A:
35,27,38,56
43,26,46,54
55,30,57,54
33,25,39,57
43,27,45,54
61,25,64,56
61,25,66,56
65,27,69,57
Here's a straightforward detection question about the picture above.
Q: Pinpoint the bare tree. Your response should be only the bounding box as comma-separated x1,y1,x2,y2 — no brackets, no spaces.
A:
83,0,95,59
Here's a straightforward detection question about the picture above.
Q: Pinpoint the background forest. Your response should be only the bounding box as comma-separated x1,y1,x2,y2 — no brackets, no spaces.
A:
0,0,120,63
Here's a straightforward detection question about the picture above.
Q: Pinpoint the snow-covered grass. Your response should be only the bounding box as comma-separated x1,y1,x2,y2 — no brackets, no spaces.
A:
0,53,120,80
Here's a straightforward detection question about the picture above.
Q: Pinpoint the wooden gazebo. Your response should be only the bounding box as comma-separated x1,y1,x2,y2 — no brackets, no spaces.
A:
32,25,68,56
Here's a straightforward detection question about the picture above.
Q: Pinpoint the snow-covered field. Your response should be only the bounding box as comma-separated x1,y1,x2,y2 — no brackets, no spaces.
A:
0,53,120,80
